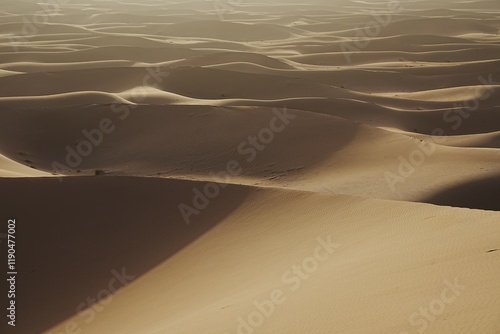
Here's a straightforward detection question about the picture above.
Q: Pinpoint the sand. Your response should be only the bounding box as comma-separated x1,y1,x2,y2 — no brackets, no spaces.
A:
0,0,499,333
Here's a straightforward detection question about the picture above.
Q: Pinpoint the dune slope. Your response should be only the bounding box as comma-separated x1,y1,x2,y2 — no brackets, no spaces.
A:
1,0,499,333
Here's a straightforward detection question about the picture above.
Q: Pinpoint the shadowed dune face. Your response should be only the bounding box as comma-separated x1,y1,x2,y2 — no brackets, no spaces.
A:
37,182,500,334
0,177,253,333
0,105,359,182
423,175,500,211
1,0,500,333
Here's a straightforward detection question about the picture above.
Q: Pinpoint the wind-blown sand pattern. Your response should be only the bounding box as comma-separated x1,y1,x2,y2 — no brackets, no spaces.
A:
0,0,499,333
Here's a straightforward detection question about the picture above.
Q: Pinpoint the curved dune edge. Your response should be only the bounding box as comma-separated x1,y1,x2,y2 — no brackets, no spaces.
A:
0,153,53,177
0,104,498,206
28,177,499,334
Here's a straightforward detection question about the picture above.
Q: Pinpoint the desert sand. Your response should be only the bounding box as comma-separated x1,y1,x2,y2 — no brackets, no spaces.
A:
0,0,499,333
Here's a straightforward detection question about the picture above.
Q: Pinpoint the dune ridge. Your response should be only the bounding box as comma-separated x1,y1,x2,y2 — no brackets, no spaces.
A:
1,0,499,333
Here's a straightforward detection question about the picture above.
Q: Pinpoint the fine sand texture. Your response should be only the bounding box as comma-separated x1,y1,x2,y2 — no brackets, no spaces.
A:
0,0,499,333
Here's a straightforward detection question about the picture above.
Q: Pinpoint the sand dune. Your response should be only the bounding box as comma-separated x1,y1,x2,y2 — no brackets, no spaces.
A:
1,0,500,333
2,177,499,334
0,91,131,107
0,104,498,206
0,153,52,177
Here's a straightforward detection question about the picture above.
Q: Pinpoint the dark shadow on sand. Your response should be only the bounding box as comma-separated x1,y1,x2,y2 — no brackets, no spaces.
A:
0,176,252,333
422,174,500,211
